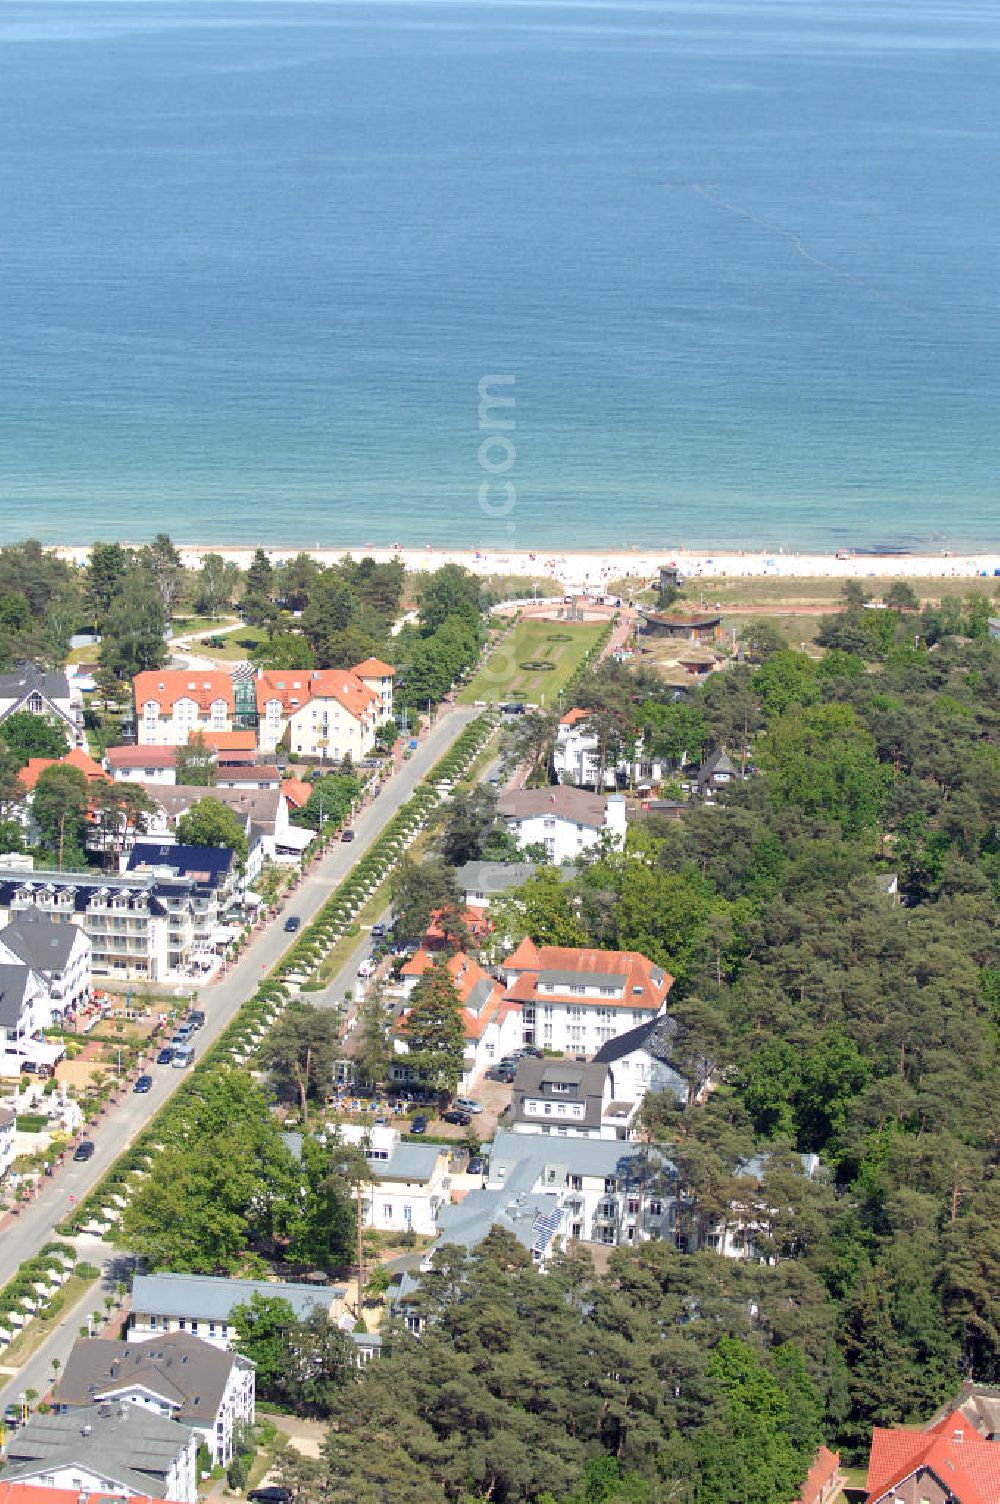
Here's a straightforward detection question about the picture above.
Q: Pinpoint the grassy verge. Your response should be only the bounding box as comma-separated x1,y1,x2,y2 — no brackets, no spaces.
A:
0,1272,99,1366
56,713,498,1239
694,574,1000,608
459,618,606,705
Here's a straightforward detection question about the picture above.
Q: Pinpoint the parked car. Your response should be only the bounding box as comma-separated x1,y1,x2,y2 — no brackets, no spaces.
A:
454,1096,484,1115
73,1140,95,1162
188,1010,206,1030
3,1404,21,1429
172,1044,195,1068
466,1155,485,1176
442,1109,471,1127
247,1490,293,1504
283,915,301,933
410,1114,429,1135
173,1023,193,1042
357,958,376,979
133,1074,153,1094
156,1047,174,1066
341,828,355,842
485,1066,515,1084
518,1045,544,1058
371,923,387,938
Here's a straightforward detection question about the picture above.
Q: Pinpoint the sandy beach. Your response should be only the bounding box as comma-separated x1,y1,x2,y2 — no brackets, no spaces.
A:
51,542,1000,592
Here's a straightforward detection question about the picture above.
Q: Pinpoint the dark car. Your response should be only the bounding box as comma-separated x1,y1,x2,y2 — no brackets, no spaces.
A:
73,1140,95,1162
466,1155,485,1176
371,923,387,938
133,1074,153,1094
485,1066,516,1084
188,1010,206,1030
283,915,301,933
156,1047,174,1066
519,1045,544,1058
341,828,355,842
442,1109,471,1127
247,1490,293,1504
410,1114,429,1135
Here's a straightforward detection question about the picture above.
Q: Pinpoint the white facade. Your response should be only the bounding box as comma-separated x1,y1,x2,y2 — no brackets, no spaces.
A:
0,918,92,1014
84,1351,255,1467
498,789,626,864
501,941,672,1058
0,666,85,750
0,1106,15,1179
340,1124,450,1237
133,672,235,747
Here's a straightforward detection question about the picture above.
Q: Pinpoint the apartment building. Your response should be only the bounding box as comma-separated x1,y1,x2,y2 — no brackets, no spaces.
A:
497,786,626,862
133,670,235,746
0,861,220,983
501,939,673,1055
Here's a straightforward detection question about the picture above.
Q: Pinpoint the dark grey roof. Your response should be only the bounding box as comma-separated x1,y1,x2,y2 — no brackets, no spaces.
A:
131,1271,340,1324
56,1334,245,1424
0,964,32,1028
696,748,737,785
1,1401,192,1494
1,913,81,973
511,1057,609,1131
0,662,71,706
593,1014,679,1066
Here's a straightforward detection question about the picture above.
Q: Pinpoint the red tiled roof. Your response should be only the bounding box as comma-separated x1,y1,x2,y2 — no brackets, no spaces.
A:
134,669,235,714
559,707,592,726
255,670,314,714
282,778,313,809
0,1489,168,1504
202,730,256,752
398,951,505,1044
106,744,180,770
20,749,109,792
353,657,396,678
307,670,378,721
867,1413,1000,1504
506,936,541,970
503,943,673,1012
256,668,378,723
793,1445,840,1504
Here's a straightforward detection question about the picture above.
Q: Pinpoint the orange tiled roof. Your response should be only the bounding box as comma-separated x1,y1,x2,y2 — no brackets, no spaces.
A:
134,669,234,714
20,749,108,792
256,668,378,723
281,778,313,809
866,1412,1000,1504
353,657,396,678
307,670,378,721
398,950,504,1044
255,670,314,714
793,1446,840,1504
503,943,673,1012
559,707,592,726
202,730,256,752
0,1489,168,1504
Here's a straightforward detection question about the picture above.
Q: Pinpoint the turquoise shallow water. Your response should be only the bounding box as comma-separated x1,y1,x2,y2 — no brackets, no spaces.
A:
0,0,998,550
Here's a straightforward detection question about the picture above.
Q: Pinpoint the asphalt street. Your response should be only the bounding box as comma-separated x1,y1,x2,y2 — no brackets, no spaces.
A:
0,706,478,1295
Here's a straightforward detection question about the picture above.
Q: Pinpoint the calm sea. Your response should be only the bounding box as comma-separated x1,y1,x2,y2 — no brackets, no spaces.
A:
0,0,998,551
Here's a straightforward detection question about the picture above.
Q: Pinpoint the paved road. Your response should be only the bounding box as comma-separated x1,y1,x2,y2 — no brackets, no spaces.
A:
0,706,479,1293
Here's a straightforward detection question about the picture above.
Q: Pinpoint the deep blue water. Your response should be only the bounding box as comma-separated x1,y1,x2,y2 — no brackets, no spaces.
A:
0,0,998,550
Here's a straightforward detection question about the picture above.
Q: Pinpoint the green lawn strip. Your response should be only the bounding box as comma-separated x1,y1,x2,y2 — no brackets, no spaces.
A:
459,619,605,704
169,614,238,638
57,714,497,1238
1,1271,100,1366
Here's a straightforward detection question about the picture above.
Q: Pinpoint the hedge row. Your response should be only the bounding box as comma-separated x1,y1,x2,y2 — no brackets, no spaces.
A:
56,712,498,1239
0,1242,77,1339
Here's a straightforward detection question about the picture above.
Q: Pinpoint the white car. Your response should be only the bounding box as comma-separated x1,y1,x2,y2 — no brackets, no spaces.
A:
454,1096,484,1115
357,958,376,979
